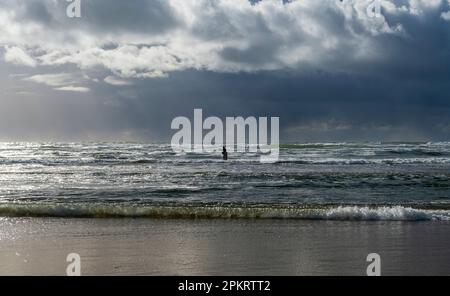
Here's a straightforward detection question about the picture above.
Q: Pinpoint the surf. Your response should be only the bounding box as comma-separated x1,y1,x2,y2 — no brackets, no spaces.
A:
0,202,449,221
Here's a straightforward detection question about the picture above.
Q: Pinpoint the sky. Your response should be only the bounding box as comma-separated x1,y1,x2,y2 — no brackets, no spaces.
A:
0,0,450,142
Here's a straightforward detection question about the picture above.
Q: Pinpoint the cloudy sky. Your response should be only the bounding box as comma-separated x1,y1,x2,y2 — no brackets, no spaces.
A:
1,0,450,142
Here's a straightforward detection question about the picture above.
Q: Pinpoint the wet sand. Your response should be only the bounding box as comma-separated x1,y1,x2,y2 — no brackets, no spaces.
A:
0,218,449,276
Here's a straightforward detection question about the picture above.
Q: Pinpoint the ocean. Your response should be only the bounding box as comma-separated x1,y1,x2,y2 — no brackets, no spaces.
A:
0,142,449,220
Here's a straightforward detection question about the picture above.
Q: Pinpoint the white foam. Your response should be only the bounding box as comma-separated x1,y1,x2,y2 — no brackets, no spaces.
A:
0,203,449,221
320,206,450,221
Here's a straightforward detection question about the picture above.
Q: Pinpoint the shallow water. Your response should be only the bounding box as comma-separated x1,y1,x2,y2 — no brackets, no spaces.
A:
0,218,449,275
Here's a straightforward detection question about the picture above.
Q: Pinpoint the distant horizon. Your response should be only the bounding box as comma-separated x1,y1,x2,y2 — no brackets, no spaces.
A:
0,140,449,144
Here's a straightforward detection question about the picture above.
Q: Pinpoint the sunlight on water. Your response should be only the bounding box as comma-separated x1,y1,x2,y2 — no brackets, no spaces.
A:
0,142,448,219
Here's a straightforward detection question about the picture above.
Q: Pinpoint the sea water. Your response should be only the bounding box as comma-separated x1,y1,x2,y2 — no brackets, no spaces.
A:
0,142,449,220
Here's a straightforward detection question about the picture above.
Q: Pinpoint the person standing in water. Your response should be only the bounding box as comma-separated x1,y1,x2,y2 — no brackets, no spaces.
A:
222,146,228,160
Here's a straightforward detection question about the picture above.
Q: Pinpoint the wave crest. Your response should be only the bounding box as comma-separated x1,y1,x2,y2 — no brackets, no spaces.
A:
0,203,448,221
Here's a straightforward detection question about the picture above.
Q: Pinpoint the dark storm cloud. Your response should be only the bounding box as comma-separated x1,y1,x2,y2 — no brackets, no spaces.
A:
89,68,450,142
81,0,179,34
0,0,450,141
19,1,55,25
1,0,179,35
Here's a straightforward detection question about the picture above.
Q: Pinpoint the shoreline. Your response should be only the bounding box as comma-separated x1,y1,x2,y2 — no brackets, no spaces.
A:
1,217,449,276
0,202,449,220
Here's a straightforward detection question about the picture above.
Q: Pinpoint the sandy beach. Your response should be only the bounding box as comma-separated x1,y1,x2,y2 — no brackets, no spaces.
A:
0,217,449,276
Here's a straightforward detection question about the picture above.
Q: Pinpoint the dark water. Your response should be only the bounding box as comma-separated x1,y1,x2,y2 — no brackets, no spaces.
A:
0,142,449,220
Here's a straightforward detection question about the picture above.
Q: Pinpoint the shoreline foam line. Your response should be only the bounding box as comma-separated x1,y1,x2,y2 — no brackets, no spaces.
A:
0,203,449,221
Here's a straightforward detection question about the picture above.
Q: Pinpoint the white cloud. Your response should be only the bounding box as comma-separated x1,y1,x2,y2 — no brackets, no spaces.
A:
4,46,36,67
287,120,352,133
441,10,450,21
15,91,33,95
24,73,79,87
54,86,90,93
0,0,447,78
24,73,90,93
104,76,133,86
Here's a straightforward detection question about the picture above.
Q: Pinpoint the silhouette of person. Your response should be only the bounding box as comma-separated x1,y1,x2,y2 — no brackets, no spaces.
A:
222,146,228,160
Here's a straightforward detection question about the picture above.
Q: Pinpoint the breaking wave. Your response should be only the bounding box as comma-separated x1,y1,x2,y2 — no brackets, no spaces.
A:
0,203,449,221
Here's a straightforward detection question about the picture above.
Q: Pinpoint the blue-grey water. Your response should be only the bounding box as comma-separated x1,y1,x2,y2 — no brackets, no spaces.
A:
0,142,449,220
